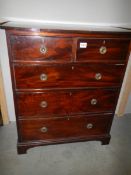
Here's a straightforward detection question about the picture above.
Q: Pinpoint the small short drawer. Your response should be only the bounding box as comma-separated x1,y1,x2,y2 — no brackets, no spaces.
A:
18,114,112,141
10,35,73,62
16,89,118,118
77,39,130,62
13,63,125,89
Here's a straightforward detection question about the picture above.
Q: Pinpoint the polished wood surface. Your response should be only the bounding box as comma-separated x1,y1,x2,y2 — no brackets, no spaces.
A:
14,63,125,89
10,35,73,62
77,39,130,62
16,89,118,118
5,27,131,154
18,114,112,141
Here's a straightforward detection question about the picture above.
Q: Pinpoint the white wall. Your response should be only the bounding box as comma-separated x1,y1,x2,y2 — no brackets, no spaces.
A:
0,0,131,26
0,30,16,121
125,95,131,114
0,0,131,121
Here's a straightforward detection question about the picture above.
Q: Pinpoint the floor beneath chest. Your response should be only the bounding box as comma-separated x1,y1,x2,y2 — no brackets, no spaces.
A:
0,114,131,175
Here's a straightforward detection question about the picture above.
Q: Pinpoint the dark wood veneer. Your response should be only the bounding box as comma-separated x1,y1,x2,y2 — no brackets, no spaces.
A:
16,89,119,118
18,114,112,142
13,63,125,89
77,39,130,62
5,27,131,154
10,35,73,62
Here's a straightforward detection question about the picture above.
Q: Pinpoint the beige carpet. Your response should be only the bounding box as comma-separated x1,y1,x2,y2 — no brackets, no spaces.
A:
0,114,131,175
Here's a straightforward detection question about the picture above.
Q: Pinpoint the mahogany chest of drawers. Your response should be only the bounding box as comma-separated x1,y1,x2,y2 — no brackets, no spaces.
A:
4,26,131,154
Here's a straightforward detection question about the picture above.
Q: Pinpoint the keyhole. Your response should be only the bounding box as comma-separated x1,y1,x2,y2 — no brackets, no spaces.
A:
103,40,106,45
69,92,72,96
72,66,74,70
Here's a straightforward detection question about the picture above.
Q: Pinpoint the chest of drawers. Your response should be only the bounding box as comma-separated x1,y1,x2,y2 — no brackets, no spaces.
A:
4,27,131,154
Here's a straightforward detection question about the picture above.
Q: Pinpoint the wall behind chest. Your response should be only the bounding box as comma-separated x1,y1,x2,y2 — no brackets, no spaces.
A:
0,30,15,121
0,0,131,26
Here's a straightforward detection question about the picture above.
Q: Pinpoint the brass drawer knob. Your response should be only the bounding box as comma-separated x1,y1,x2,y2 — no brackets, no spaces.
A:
40,126,48,133
95,73,102,80
40,73,48,81
40,101,48,108
99,46,107,54
86,123,93,129
40,46,47,54
91,99,97,105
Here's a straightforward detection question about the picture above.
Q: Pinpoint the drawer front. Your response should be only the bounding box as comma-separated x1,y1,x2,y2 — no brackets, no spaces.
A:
16,89,118,117
18,114,112,141
10,35,73,62
77,39,130,62
14,63,125,89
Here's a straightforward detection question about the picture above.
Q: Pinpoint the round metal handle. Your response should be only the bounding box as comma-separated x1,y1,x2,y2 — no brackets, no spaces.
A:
40,46,47,54
40,101,48,108
40,126,48,133
91,99,97,105
86,123,93,129
40,73,48,81
99,46,107,54
95,73,102,80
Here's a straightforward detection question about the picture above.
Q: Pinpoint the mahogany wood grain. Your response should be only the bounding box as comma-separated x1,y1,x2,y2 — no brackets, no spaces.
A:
77,39,130,62
4,27,131,154
13,63,125,89
5,27,131,40
10,35,73,62
18,114,112,142
16,89,119,118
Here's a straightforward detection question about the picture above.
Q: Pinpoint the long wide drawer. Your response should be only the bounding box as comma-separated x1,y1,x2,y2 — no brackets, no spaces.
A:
13,63,125,89
10,35,73,62
18,114,112,141
16,89,119,117
77,39,130,62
